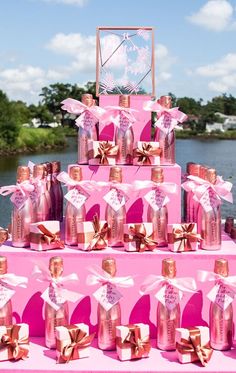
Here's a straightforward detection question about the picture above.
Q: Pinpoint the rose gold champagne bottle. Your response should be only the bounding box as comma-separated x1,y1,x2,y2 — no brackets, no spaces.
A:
147,167,168,246
78,93,98,164
45,256,69,349
0,256,13,326
98,258,121,350
157,258,180,350
115,95,134,165
43,162,53,220
154,95,175,165
186,163,201,223
201,168,221,250
210,259,233,350
51,161,63,222
33,164,49,222
12,166,35,247
65,166,85,245
105,167,126,247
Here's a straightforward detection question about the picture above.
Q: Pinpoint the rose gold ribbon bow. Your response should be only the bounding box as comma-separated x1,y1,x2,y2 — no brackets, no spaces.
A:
124,224,157,252
89,214,109,250
57,325,95,364
176,327,213,367
94,141,119,165
133,143,162,165
1,325,29,361
36,224,64,249
168,223,202,252
118,325,151,359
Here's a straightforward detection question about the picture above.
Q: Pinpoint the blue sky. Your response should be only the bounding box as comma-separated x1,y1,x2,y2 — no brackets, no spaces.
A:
0,0,236,103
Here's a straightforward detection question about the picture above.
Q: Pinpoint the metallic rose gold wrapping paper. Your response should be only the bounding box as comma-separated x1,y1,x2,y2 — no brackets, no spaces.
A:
0,256,13,326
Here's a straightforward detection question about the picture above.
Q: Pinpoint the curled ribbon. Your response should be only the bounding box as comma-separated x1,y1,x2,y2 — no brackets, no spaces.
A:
168,223,202,252
92,141,119,165
30,224,64,249
101,105,138,128
89,214,109,250
1,325,29,361
117,325,151,359
133,143,162,165
124,224,157,252
176,327,213,366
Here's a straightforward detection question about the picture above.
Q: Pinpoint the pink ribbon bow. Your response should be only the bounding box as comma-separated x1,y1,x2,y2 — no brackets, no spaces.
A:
198,270,236,291
0,273,28,288
101,105,138,128
86,265,134,288
133,180,177,194
56,171,97,193
0,182,34,198
97,180,133,197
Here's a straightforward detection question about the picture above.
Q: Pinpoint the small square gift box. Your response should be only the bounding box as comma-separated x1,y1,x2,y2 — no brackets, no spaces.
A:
124,223,157,252
116,323,151,361
55,323,95,364
133,141,161,166
77,214,109,251
167,223,201,253
0,323,29,361
176,326,213,366
29,221,64,251
88,140,119,165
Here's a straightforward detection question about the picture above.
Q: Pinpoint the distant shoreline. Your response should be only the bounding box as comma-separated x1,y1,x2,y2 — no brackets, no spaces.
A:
176,130,236,140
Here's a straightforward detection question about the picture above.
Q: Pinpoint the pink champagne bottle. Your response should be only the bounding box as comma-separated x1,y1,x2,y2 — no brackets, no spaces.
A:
157,258,180,350
115,95,134,165
33,164,49,222
105,167,126,247
147,167,168,247
45,256,69,349
42,162,53,220
12,166,35,247
210,259,233,350
51,161,63,222
0,256,13,326
185,162,201,223
98,258,121,350
78,93,98,164
65,166,85,245
154,95,175,165
201,168,221,250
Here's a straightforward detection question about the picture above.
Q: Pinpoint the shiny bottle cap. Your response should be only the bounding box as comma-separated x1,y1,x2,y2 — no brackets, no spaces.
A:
0,256,7,274
44,162,52,175
230,227,236,240
0,228,9,246
207,168,217,184
199,165,208,180
186,162,195,174
33,164,45,179
102,257,117,277
158,95,172,109
162,258,176,279
51,161,61,174
49,256,63,278
81,93,94,107
214,258,229,277
119,95,130,108
225,217,234,234
188,163,201,177
151,167,164,183
69,166,82,181
17,166,30,182
109,167,122,183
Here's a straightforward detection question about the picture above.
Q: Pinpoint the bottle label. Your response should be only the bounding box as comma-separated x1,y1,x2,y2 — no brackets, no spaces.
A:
10,190,28,209
41,285,66,311
84,111,97,130
119,113,130,132
144,189,169,211
0,283,15,308
208,283,235,310
65,187,89,210
156,284,180,310
103,188,127,212
93,283,122,311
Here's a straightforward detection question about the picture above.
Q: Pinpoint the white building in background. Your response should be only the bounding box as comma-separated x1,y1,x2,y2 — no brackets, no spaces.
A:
206,113,236,133
22,118,61,128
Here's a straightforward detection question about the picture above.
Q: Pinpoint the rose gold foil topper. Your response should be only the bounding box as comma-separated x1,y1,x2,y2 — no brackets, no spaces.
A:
82,93,93,107
188,163,201,177
162,258,176,279
109,167,122,183
44,162,52,175
0,255,7,274
33,164,45,178
49,256,63,278
0,228,9,246
214,258,229,277
119,94,130,108
102,257,117,277
69,166,82,181
199,165,208,180
151,167,164,183
17,166,30,182
158,95,172,109
51,161,61,174
207,168,217,185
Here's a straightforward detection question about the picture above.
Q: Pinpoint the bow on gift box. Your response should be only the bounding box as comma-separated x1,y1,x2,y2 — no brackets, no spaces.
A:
57,325,95,364
89,214,109,250
124,224,157,252
93,141,119,165
1,325,29,361
176,327,213,367
30,224,64,249
101,105,138,128
168,223,202,252
133,143,162,165
117,325,151,359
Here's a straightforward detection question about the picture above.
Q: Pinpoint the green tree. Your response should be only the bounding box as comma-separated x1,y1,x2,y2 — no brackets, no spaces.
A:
0,90,21,145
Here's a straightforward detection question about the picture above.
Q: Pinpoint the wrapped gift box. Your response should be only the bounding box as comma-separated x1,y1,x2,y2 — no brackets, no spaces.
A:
167,223,201,252
116,323,151,361
133,141,161,166
88,140,118,165
77,216,108,250
176,326,213,366
55,323,94,363
29,221,64,251
124,223,157,252
0,323,29,361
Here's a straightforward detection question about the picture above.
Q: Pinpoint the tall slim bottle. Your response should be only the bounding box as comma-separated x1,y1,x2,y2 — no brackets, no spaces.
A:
98,258,121,350
105,167,126,247
65,166,85,245
210,259,233,350
51,161,63,222
78,93,98,164
186,162,201,223
196,165,208,244
12,166,35,247
147,167,168,247
45,256,69,349
43,162,53,220
115,95,134,165
157,258,180,350
201,168,221,250
154,95,175,165
33,164,49,222
0,256,13,326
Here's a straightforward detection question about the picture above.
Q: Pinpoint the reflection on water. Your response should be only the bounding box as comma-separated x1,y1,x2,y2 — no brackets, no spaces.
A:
0,137,235,227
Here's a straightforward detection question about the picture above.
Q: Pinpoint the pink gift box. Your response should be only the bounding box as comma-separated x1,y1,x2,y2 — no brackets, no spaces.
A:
133,141,161,166
88,140,118,165
176,326,212,364
0,323,29,361
124,223,157,252
29,221,64,251
116,323,151,361
77,219,108,251
167,223,201,252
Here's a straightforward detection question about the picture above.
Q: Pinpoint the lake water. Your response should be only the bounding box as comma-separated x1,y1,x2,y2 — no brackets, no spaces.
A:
0,137,235,227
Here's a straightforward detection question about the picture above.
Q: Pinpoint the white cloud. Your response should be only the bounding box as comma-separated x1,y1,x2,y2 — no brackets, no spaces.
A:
155,44,175,82
100,34,128,69
41,0,88,6
187,0,236,31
